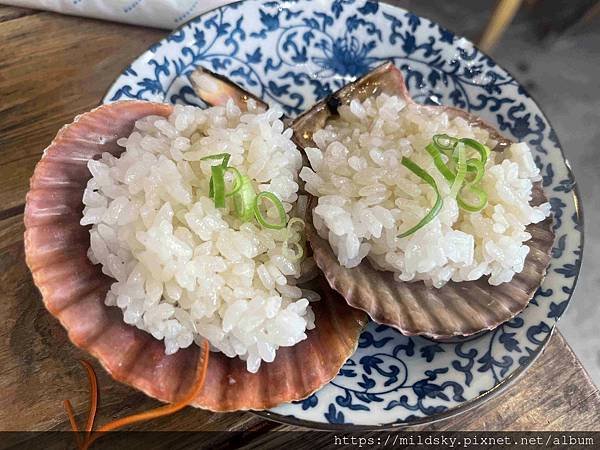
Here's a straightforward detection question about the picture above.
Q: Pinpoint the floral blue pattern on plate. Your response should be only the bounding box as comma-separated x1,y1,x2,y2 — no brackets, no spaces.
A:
104,0,583,428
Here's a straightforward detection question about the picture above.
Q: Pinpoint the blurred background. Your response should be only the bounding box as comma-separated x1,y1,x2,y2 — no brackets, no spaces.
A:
398,0,600,386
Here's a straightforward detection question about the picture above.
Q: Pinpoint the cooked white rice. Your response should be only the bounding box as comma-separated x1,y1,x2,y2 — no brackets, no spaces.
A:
300,94,551,287
81,101,316,373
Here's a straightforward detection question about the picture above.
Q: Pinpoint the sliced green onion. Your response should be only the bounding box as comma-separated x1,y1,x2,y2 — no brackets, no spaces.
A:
425,144,454,182
465,158,485,184
211,165,226,208
457,186,488,212
428,135,490,214
254,191,287,230
432,134,459,152
283,241,304,261
199,152,292,231
285,218,306,242
233,175,256,221
203,153,231,201
459,138,490,165
224,166,243,197
200,153,231,168
449,144,466,197
398,157,443,238
282,217,306,262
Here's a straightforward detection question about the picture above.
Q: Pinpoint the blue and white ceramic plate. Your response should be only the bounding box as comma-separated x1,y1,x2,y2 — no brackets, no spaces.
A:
104,0,583,428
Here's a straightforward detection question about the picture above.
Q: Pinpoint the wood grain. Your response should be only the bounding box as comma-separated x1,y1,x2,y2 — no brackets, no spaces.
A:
0,5,598,437
0,6,36,23
0,9,164,215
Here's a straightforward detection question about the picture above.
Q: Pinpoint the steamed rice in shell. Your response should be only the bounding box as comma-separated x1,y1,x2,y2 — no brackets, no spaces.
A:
81,100,315,373
300,93,551,288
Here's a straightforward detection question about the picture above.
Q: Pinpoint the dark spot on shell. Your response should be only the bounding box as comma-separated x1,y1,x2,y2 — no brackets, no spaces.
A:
326,95,342,115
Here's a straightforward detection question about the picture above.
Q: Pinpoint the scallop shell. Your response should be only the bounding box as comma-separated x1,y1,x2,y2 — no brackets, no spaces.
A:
24,100,367,411
190,66,265,112
291,62,555,339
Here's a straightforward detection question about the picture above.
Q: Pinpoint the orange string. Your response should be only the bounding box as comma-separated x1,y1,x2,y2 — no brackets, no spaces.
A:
63,399,82,448
77,340,209,450
79,360,99,437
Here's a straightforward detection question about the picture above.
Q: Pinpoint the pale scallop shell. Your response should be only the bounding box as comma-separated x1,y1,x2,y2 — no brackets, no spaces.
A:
24,100,367,411
190,66,264,112
291,62,555,339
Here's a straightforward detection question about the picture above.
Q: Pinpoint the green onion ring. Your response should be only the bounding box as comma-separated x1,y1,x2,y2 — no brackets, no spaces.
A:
203,153,231,200
459,138,490,165
200,153,231,168
233,175,256,221
425,144,455,182
254,192,287,230
428,135,490,213
285,218,306,242
450,144,467,197
210,165,226,208
398,157,443,238
457,186,488,212
224,167,243,198
283,241,304,261
432,134,459,151
282,218,306,262
465,158,485,184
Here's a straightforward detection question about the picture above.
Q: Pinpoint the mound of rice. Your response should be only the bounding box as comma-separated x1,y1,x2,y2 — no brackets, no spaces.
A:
300,94,551,287
81,101,316,373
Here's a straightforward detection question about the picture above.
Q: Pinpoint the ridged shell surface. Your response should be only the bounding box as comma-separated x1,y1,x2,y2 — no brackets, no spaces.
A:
292,62,555,339
24,100,367,411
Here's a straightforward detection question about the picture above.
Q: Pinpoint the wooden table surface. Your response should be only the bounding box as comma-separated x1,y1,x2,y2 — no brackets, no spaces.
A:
0,5,598,441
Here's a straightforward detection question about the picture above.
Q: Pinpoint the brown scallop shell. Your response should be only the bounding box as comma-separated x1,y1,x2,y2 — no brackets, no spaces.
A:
291,62,555,340
24,100,367,411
